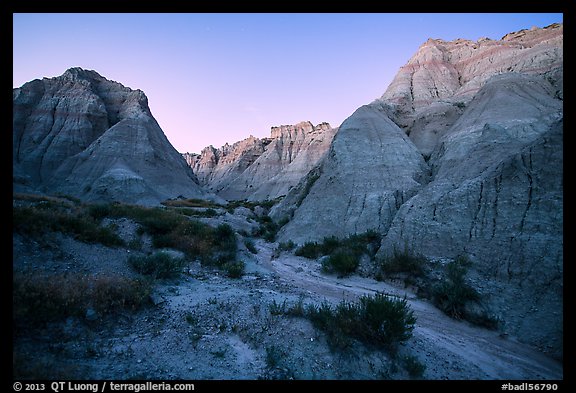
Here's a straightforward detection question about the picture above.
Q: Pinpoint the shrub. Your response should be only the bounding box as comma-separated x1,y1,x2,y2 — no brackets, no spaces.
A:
286,295,306,317
244,239,258,254
305,293,415,353
161,198,221,208
321,251,359,276
294,242,322,259
223,261,245,278
13,273,151,328
269,299,287,315
431,255,479,319
177,208,220,218
128,252,186,279
379,247,427,277
277,240,296,252
13,205,124,247
319,236,341,255
265,345,285,369
402,355,426,379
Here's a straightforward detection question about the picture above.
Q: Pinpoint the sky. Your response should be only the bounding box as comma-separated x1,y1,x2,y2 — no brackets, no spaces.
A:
13,13,563,154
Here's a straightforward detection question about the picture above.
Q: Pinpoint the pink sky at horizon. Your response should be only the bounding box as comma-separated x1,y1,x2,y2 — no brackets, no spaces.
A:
13,13,562,154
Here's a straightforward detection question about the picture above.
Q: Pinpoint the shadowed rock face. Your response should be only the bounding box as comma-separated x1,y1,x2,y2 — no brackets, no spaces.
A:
273,24,563,357
13,67,211,205
186,121,337,201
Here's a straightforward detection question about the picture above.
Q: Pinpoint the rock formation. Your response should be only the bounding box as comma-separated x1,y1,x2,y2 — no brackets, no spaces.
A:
187,121,337,201
272,23,563,356
13,67,212,205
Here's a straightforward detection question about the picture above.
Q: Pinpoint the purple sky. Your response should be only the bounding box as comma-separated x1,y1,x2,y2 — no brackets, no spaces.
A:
13,13,562,154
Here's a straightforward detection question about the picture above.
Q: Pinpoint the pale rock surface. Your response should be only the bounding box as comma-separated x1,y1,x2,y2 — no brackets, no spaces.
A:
381,23,563,156
273,24,563,356
272,105,429,242
13,67,212,205
187,121,336,201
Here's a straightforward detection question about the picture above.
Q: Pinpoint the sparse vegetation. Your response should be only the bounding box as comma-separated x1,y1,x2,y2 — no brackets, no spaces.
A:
431,255,480,319
13,272,151,328
88,202,240,274
294,231,382,276
222,260,245,278
402,354,426,379
161,198,221,209
379,247,427,277
128,251,186,279
265,345,285,369
296,173,320,207
177,208,221,218
244,239,258,254
227,197,283,212
305,293,416,353
321,251,359,276
277,240,296,252
269,299,287,316
14,194,246,278
253,215,281,242
13,204,124,247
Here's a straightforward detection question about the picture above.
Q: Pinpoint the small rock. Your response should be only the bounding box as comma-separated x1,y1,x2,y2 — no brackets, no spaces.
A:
150,294,165,306
85,308,98,321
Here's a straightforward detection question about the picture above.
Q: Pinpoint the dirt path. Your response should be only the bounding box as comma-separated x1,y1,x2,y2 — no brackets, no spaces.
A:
258,241,562,380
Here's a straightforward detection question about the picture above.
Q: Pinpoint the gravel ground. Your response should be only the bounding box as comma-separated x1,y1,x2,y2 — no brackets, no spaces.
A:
12,215,562,381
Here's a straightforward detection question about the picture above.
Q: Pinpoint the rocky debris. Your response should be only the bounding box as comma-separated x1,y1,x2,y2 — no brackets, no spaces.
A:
274,24,563,357
13,67,213,205
186,121,337,201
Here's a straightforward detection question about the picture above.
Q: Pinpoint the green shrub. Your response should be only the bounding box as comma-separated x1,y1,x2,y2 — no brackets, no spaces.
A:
223,261,245,278
15,198,240,277
265,345,285,369
161,198,221,208
177,208,220,218
286,295,306,317
402,355,426,379
294,231,381,264
244,239,258,254
379,247,427,277
321,251,359,276
432,255,479,319
305,293,415,353
254,219,280,242
294,241,322,259
128,252,186,279
13,205,124,247
277,240,296,252
319,236,341,255
269,299,287,315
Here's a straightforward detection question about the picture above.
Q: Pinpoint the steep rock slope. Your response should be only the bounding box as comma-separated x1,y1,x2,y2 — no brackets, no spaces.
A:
187,121,336,201
382,23,563,157
272,107,429,242
13,68,210,205
273,24,562,356
381,73,563,356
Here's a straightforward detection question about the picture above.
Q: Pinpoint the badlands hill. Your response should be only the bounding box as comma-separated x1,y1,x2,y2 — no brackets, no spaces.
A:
13,67,212,205
11,23,563,363
185,121,337,201
269,23,563,357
